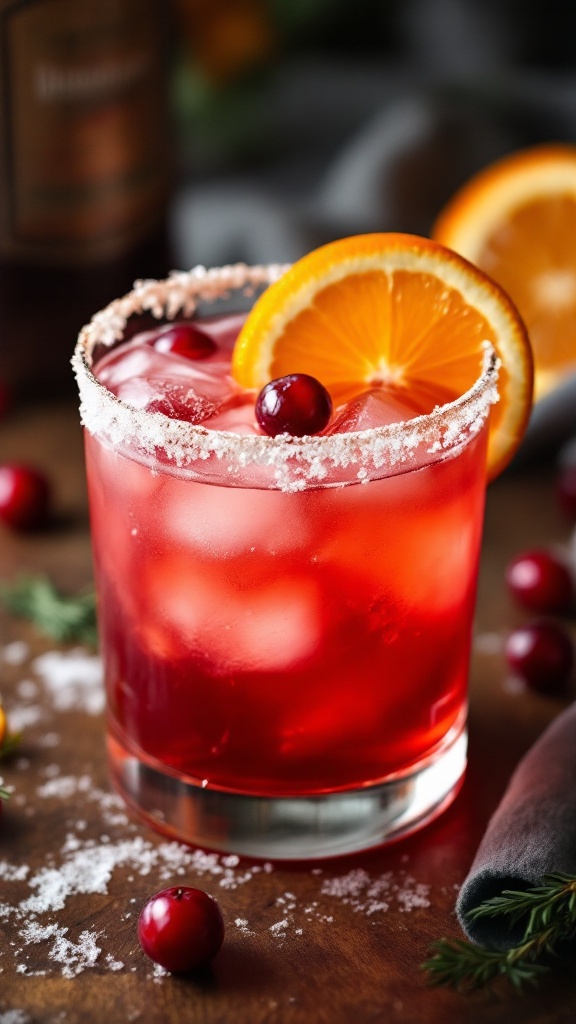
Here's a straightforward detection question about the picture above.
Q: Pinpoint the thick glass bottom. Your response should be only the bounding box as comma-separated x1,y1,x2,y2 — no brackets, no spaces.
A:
107,723,467,860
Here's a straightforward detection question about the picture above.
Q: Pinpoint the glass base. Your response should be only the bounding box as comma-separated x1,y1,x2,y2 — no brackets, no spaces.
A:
107,724,467,860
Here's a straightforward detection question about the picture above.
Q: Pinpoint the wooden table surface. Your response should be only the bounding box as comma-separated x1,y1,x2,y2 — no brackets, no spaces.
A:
1,399,576,1024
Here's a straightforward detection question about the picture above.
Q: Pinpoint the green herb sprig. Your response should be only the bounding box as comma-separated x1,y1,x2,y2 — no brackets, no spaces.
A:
422,873,576,992
0,575,97,647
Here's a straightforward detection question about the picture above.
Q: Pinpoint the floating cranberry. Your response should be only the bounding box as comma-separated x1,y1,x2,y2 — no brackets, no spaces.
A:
255,373,332,437
505,548,573,614
505,621,574,694
138,886,225,974
0,464,51,530
557,465,576,522
152,323,217,360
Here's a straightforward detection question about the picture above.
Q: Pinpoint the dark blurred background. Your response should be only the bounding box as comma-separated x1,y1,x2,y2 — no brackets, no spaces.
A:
168,0,576,266
0,0,575,399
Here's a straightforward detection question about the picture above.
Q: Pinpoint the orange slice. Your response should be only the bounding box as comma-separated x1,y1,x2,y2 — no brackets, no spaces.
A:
0,706,6,747
232,232,533,480
433,144,576,402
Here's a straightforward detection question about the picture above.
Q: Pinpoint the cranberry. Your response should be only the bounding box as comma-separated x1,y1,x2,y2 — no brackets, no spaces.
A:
0,464,51,530
505,548,573,614
505,621,574,693
255,374,333,437
152,323,217,360
557,465,576,522
138,886,225,974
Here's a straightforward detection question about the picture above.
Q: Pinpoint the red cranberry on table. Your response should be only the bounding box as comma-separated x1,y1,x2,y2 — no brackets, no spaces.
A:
138,886,225,974
0,464,51,530
152,323,217,360
505,621,574,694
255,374,333,437
505,548,574,614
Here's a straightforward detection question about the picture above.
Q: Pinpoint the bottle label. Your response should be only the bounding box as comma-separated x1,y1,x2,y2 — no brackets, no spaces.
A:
0,0,170,264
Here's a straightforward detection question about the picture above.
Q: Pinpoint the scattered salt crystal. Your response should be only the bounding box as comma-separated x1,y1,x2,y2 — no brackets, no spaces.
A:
397,883,431,911
0,862,29,882
270,920,289,934
321,868,430,916
105,953,124,971
474,632,504,655
32,650,104,715
503,672,528,695
234,918,254,935
37,732,60,748
16,680,38,699
2,641,30,666
6,705,44,732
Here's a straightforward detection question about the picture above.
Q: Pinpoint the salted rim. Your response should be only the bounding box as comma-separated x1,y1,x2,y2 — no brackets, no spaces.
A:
72,263,500,491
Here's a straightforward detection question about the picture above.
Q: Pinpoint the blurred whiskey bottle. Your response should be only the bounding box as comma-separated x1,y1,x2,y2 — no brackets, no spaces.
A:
0,0,172,399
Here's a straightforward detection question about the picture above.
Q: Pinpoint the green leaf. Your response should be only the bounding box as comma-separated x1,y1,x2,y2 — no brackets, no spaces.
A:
0,575,98,647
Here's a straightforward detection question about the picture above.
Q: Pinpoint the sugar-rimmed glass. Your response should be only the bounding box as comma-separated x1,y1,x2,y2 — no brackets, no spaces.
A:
73,264,499,859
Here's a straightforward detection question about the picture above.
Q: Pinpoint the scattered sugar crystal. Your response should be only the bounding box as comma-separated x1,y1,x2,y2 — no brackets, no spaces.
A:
321,868,430,916
234,918,254,935
6,706,44,732
0,863,29,882
503,674,527,696
32,650,104,715
474,632,504,655
397,883,431,911
270,920,289,934
1,641,30,666
105,953,124,971
37,732,60,748
15,680,38,699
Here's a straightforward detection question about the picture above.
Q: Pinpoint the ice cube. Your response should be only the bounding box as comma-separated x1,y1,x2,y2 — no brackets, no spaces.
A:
229,577,321,671
96,345,156,389
166,482,310,558
327,388,425,434
115,375,219,422
201,395,259,434
96,335,236,406
145,560,321,672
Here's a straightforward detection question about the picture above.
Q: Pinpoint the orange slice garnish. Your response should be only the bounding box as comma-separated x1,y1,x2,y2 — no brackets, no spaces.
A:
0,706,6,747
232,232,533,480
433,144,576,402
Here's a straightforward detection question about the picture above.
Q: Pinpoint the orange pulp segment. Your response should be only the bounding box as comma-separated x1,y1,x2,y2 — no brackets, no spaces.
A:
433,144,576,401
232,232,533,480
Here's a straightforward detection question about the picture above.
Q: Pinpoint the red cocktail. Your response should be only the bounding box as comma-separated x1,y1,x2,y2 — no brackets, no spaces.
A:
74,261,499,858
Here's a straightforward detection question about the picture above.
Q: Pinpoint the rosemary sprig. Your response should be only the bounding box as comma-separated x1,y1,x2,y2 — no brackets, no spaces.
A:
422,873,576,992
0,575,97,647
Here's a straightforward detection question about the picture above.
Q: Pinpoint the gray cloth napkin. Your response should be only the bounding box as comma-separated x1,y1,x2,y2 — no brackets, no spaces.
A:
456,701,576,950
